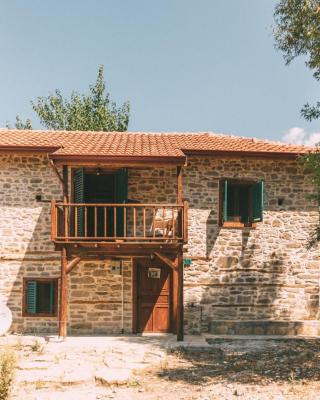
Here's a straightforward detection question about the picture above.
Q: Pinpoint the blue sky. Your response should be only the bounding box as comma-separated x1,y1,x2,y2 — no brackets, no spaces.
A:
0,0,319,143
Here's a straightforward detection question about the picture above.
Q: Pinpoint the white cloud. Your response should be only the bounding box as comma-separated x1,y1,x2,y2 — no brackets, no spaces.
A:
305,133,320,146
282,127,320,146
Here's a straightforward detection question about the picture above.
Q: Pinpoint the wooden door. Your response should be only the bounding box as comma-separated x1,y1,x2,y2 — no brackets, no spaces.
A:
136,259,172,333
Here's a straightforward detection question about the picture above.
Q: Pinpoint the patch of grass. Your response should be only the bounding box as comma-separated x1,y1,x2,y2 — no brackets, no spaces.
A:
0,349,16,400
30,340,43,353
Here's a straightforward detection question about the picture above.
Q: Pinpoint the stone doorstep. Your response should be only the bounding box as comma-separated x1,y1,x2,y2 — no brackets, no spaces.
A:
95,366,132,385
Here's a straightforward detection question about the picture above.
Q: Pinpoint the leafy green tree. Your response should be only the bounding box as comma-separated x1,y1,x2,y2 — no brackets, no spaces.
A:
8,116,32,130
274,0,320,121
6,65,129,131
300,150,320,248
274,1,320,247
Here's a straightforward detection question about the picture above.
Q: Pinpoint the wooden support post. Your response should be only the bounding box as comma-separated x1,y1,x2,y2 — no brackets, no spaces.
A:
63,166,69,239
177,249,184,341
51,200,56,240
177,166,182,205
59,246,68,338
183,200,188,244
177,166,183,239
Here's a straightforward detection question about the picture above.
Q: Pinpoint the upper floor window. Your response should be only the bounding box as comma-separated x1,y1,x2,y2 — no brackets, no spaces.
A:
220,179,264,228
23,278,58,317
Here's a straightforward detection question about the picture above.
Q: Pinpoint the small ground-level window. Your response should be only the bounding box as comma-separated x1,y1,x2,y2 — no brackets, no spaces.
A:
220,179,264,227
23,278,58,317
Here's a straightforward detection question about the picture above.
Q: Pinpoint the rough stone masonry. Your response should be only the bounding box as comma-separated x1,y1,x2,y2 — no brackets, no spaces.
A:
0,153,318,335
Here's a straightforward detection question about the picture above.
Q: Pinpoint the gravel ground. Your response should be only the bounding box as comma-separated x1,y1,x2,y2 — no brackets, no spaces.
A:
3,336,320,400
131,339,320,400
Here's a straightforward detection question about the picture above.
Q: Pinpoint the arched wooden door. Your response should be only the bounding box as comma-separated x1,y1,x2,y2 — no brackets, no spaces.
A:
135,259,172,333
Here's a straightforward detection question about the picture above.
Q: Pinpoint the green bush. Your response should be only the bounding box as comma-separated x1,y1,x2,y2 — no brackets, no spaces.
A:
0,349,16,400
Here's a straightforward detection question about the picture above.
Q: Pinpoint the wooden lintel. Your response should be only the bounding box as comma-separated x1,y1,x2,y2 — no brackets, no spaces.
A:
66,256,81,274
154,252,176,270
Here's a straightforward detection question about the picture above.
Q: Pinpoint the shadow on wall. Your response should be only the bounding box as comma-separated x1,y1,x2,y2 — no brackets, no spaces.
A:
185,194,319,336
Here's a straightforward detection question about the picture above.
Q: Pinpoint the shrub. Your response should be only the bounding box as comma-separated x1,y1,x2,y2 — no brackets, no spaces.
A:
0,349,16,400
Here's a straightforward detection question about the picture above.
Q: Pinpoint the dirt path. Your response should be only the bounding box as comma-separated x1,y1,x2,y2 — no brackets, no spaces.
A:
2,335,320,399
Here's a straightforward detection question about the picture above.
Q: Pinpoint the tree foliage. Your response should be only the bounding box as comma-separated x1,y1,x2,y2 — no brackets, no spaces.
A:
274,1,320,248
300,150,320,248
6,65,129,131
274,0,320,121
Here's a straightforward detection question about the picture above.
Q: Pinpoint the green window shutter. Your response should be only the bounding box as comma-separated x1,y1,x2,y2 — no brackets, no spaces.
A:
49,281,55,315
223,180,229,222
26,281,37,314
252,180,264,222
115,168,128,236
74,168,85,236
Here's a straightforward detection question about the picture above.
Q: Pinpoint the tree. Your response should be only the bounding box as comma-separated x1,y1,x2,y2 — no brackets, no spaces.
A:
300,150,320,248
274,0,320,121
274,1,320,248
6,65,130,131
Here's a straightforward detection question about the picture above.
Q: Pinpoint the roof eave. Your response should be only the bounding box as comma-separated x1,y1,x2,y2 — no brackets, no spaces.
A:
0,145,61,153
49,154,186,166
183,149,308,159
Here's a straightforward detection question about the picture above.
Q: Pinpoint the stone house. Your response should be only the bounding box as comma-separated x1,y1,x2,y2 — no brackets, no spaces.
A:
0,129,318,339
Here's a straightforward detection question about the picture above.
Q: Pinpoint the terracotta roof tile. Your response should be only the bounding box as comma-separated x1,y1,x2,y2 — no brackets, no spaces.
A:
0,129,314,161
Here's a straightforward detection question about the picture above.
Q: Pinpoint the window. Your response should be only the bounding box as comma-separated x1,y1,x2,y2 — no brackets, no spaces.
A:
220,179,264,227
23,278,58,317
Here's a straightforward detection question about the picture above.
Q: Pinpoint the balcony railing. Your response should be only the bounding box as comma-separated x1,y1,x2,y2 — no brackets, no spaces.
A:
51,201,188,244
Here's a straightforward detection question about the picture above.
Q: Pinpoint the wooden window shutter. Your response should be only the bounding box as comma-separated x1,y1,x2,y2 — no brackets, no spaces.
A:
74,168,85,236
26,281,37,314
115,169,128,236
223,180,229,222
252,180,264,222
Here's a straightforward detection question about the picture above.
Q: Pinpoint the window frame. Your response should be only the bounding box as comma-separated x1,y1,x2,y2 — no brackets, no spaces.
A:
22,278,58,318
219,178,262,229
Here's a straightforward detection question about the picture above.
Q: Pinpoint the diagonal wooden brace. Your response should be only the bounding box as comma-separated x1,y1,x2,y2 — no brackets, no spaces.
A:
66,257,81,274
154,252,176,270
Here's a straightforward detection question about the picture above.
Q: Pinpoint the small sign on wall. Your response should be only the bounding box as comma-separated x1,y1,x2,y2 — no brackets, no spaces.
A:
110,260,122,275
148,268,161,279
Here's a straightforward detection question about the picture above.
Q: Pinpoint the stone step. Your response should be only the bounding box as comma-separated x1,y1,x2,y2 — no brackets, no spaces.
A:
209,320,320,336
15,367,95,386
95,367,132,385
17,361,53,370
11,386,113,400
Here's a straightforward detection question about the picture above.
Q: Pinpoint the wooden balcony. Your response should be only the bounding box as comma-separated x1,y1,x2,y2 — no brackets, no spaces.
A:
51,201,188,247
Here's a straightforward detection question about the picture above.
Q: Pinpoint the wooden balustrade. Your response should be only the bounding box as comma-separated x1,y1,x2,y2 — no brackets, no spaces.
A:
51,202,188,244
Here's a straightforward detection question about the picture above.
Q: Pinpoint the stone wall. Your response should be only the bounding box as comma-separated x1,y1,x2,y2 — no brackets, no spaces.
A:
0,153,319,336
183,156,320,335
0,154,133,335
0,153,62,333
68,259,132,335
